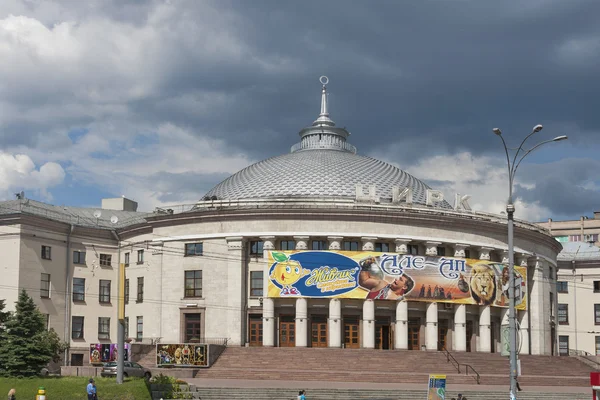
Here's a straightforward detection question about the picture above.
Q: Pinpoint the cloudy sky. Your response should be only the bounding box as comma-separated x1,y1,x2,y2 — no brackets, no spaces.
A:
1,0,599,221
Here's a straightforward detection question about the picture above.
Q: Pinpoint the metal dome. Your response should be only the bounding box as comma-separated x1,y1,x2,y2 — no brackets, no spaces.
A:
203,77,452,209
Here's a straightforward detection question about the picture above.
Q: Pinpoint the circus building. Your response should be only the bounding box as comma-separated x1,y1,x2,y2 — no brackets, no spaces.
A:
0,78,561,365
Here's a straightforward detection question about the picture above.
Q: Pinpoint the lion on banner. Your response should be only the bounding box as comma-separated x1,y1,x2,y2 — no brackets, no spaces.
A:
469,263,497,305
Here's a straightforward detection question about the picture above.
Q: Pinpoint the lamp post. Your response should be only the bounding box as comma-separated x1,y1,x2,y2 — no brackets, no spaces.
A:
493,125,567,398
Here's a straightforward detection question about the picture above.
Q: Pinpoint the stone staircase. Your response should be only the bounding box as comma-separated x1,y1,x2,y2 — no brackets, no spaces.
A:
194,347,595,387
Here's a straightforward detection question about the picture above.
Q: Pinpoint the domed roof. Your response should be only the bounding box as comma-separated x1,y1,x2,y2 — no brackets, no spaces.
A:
203,77,452,209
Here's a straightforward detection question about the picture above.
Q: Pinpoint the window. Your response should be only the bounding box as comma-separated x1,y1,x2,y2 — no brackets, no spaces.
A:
279,240,295,250
40,273,50,298
250,241,264,256
407,244,419,255
73,250,86,264
41,245,52,260
594,281,600,293
557,281,568,293
250,271,263,297
596,336,600,356
375,242,390,253
558,304,569,325
99,280,111,303
464,249,471,259
70,354,84,366
137,277,144,302
184,270,203,298
185,243,203,256
73,278,85,302
124,252,130,266
569,235,581,242
124,317,129,339
137,250,144,264
99,254,112,267
72,316,84,339
342,241,359,251
98,317,110,339
125,279,129,304
595,304,600,325
185,313,201,342
555,236,568,243
548,267,554,282
311,240,327,250
437,247,446,256
558,335,569,356
136,316,143,340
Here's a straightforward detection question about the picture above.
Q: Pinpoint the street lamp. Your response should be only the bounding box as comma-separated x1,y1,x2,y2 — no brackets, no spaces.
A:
493,124,567,399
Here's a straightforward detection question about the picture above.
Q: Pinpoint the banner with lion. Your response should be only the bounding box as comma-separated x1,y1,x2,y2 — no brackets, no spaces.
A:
267,250,527,310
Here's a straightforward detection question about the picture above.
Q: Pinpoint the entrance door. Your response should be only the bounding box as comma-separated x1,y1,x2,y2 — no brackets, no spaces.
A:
466,320,474,352
249,315,262,346
490,322,496,353
438,319,449,350
344,316,360,348
279,316,295,347
376,317,391,350
311,316,328,348
408,319,421,350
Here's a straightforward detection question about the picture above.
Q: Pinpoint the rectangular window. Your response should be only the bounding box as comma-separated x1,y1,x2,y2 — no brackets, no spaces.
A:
99,280,111,303
594,281,600,293
550,292,554,317
464,249,471,259
555,236,568,243
185,243,204,256
184,270,203,298
596,336,600,356
374,242,390,253
557,281,568,293
342,241,359,251
595,304,600,325
407,244,419,255
549,267,555,282
569,235,581,242
98,317,110,339
99,254,112,267
250,241,264,256
137,277,144,302
41,245,52,260
73,278,85,302
40,273,50,298
250,271,263,297
558,335,569,356
185,313,201,342
72,316,84,339
437,247,446,256
73,250,86,265
124,252,130,266
311,240,327,250
124,317,129,339
280,240,296,250
558,304,569,325
125,279,129,304
137,250,144,264
136,316,143,340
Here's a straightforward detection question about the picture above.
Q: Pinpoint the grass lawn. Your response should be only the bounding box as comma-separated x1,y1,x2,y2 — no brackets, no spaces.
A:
0,376,151,400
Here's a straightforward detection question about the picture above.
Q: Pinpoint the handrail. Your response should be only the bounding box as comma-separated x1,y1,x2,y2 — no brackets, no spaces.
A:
463,363,481,384
438,341,481,384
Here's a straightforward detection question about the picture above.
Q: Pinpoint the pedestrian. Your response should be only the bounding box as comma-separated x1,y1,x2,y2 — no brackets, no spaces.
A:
516,378,523,391
457,394,463,400
297,389,306,400
87,378,97,400
7,388,16,400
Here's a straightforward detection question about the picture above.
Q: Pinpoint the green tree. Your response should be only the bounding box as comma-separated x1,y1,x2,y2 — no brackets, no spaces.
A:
0,299,10,331
0,289,67,377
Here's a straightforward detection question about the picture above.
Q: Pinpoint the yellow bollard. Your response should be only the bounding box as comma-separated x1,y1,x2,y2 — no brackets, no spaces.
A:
36,386,46,400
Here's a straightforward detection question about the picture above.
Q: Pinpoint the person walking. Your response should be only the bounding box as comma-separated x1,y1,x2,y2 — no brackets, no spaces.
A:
86,378,97,400
7,388,16,400
297,389,306,400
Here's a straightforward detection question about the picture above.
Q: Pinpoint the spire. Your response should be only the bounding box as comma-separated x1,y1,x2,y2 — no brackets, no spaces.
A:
313,76,335,126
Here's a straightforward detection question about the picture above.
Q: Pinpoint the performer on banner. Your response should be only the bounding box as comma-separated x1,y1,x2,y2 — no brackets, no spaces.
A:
358,257,414,300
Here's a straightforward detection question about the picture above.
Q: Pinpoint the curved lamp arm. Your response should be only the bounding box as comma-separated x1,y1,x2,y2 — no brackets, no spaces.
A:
496,134,514,201
511,127,539,178
513,138,564,178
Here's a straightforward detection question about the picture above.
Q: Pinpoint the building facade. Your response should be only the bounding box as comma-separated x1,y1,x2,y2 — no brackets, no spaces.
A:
0,79,561,365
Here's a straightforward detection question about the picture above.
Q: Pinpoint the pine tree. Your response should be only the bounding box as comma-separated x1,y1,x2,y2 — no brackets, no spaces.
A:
0,299,10,331
0,290,66,377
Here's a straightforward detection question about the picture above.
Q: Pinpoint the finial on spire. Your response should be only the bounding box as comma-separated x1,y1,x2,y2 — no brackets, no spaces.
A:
314,76,334,126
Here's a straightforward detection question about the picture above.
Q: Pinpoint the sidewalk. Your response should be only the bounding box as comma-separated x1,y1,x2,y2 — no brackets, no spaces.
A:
187,378,590,394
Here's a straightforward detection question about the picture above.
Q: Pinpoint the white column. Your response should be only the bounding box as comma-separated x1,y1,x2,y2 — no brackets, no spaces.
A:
395,301,408,349
425,241,442,256
519,310,530,355
262,298,275,346
394,239,411,254
454,304,466,352
425,302,438,350
479,305,491,352
327,236,343,250
501,250,510,264
295,298,308,347
328,299,342,348
362,300,375,349
361,237,377,251
529,257,549,355
294,236,309,250
478,247,493,261
226,237,244,345
453,244,469,258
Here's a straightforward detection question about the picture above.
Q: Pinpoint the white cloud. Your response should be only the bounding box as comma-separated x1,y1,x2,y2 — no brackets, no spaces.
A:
0,152,65,200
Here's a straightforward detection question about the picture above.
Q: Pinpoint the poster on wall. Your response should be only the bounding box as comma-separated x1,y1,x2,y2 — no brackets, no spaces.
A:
267,250,527,310
427,374,447,400
156,344,208,367
89,343,131,364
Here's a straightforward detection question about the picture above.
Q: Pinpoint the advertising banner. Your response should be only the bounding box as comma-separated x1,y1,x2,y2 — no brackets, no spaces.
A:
90,343,131,364
427,374,447,400
156,344,208,367
267,250,527,310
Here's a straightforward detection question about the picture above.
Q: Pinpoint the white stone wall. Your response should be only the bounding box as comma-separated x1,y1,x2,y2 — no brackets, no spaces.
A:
0,225,22,314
